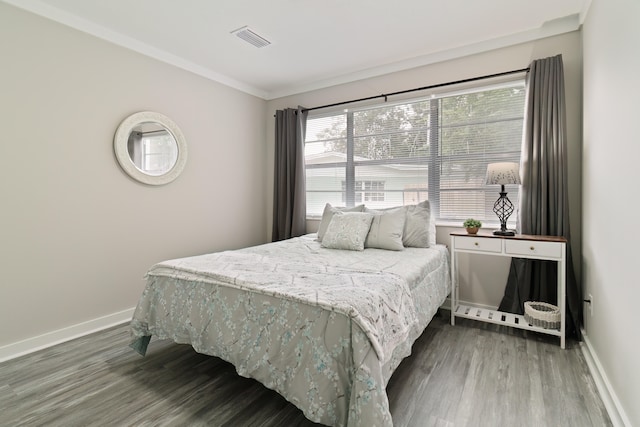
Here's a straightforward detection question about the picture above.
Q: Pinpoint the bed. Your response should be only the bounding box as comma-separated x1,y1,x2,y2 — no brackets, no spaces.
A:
130,202,451,427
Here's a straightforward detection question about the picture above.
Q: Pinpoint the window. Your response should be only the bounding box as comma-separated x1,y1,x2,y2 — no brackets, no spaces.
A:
127,128,178,177
342,180,385,203
140,130,178,176
304,80,525,224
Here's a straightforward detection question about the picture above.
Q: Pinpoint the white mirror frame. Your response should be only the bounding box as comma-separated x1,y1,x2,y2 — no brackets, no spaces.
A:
114,111,188,185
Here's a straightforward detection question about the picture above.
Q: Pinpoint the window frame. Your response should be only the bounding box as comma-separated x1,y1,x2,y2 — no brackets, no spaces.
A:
304,79,525,225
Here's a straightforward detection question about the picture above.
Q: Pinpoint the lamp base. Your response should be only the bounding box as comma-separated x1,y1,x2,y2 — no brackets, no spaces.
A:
491,190,516,237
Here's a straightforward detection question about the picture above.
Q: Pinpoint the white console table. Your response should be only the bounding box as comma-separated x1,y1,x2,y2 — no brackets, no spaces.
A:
450,232,567,348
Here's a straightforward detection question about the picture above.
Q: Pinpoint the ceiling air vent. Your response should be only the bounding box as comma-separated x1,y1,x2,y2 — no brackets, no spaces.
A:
230,26,271,48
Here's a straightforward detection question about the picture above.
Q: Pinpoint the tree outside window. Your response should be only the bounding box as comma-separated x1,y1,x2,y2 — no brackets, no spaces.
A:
305,81,524,223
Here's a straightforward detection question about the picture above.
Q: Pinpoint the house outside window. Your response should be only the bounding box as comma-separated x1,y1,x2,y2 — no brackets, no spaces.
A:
304,80,525,224
341,180,385,203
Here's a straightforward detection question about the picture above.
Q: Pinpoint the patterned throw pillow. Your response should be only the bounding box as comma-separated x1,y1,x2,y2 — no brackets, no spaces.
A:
321,212,374,251
316,203,365,242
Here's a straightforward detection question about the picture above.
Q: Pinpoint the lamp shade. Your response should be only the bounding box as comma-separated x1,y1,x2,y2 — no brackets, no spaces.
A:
485,162,521,185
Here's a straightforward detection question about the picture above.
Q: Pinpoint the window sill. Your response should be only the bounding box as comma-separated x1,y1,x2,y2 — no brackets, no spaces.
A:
307,216,512,230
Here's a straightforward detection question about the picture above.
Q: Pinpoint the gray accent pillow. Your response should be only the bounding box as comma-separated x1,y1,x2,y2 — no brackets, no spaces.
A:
403,200,432,248
364,207,406,251
321,212,374,251
316,203,365,241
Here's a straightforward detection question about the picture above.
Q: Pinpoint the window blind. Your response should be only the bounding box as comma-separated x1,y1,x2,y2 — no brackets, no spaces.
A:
304,81,525,224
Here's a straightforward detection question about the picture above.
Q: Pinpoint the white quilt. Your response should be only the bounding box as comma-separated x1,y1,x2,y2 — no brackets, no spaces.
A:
149,242,417,363
131,234,451,426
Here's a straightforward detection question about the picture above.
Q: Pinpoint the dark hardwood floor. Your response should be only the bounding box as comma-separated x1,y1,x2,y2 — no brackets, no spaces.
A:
0,312,611,426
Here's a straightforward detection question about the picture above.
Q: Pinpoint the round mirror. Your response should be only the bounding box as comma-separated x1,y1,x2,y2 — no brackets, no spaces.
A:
114,111,187,185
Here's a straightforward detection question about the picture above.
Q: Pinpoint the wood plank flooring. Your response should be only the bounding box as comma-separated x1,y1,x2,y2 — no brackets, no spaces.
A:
0,312,611,426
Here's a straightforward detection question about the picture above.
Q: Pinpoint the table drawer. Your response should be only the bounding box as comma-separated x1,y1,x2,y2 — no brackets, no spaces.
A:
505,239,562,258
454,236,502,253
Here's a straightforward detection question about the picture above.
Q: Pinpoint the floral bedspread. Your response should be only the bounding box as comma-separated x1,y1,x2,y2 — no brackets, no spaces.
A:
130,235,450,427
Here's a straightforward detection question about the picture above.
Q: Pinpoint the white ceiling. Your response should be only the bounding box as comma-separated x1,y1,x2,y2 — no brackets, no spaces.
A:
4,0,590,100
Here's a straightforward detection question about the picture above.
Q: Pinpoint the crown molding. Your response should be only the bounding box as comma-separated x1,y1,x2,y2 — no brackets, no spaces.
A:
1,0,269,99
3,0,581,101
265,14,581,100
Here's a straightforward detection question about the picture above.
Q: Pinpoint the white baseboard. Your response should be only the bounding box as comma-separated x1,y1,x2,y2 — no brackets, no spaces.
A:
580,329,631,427
0,307,135,363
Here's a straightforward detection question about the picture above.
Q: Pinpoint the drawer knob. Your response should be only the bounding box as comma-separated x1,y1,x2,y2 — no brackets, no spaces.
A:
530,246,535,251
474,242,479,246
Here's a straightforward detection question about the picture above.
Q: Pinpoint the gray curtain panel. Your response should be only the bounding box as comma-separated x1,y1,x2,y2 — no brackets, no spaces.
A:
272,107,308,241
498,55,581,338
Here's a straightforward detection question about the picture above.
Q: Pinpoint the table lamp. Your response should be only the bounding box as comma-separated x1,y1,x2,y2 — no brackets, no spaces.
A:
485,162,521,236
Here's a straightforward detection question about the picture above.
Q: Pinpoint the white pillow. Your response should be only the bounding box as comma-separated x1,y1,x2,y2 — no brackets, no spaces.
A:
316,203,365,241
402,200,431,248
321,212,374,251
364,207,406,251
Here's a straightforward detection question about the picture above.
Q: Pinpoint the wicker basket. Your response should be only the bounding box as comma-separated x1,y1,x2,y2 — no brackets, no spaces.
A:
524,301,560,330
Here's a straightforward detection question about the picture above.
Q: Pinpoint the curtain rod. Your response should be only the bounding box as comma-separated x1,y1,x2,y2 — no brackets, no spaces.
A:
302,67,529,113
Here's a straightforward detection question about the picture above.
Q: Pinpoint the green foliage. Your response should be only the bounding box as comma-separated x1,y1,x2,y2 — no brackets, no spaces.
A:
463,218,482,228
316,102,431,160
310,86,525,168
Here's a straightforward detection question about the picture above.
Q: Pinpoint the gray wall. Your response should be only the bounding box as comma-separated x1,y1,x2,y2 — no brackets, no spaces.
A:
582,0,639,425
0,3,268,348
267,31,583,309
